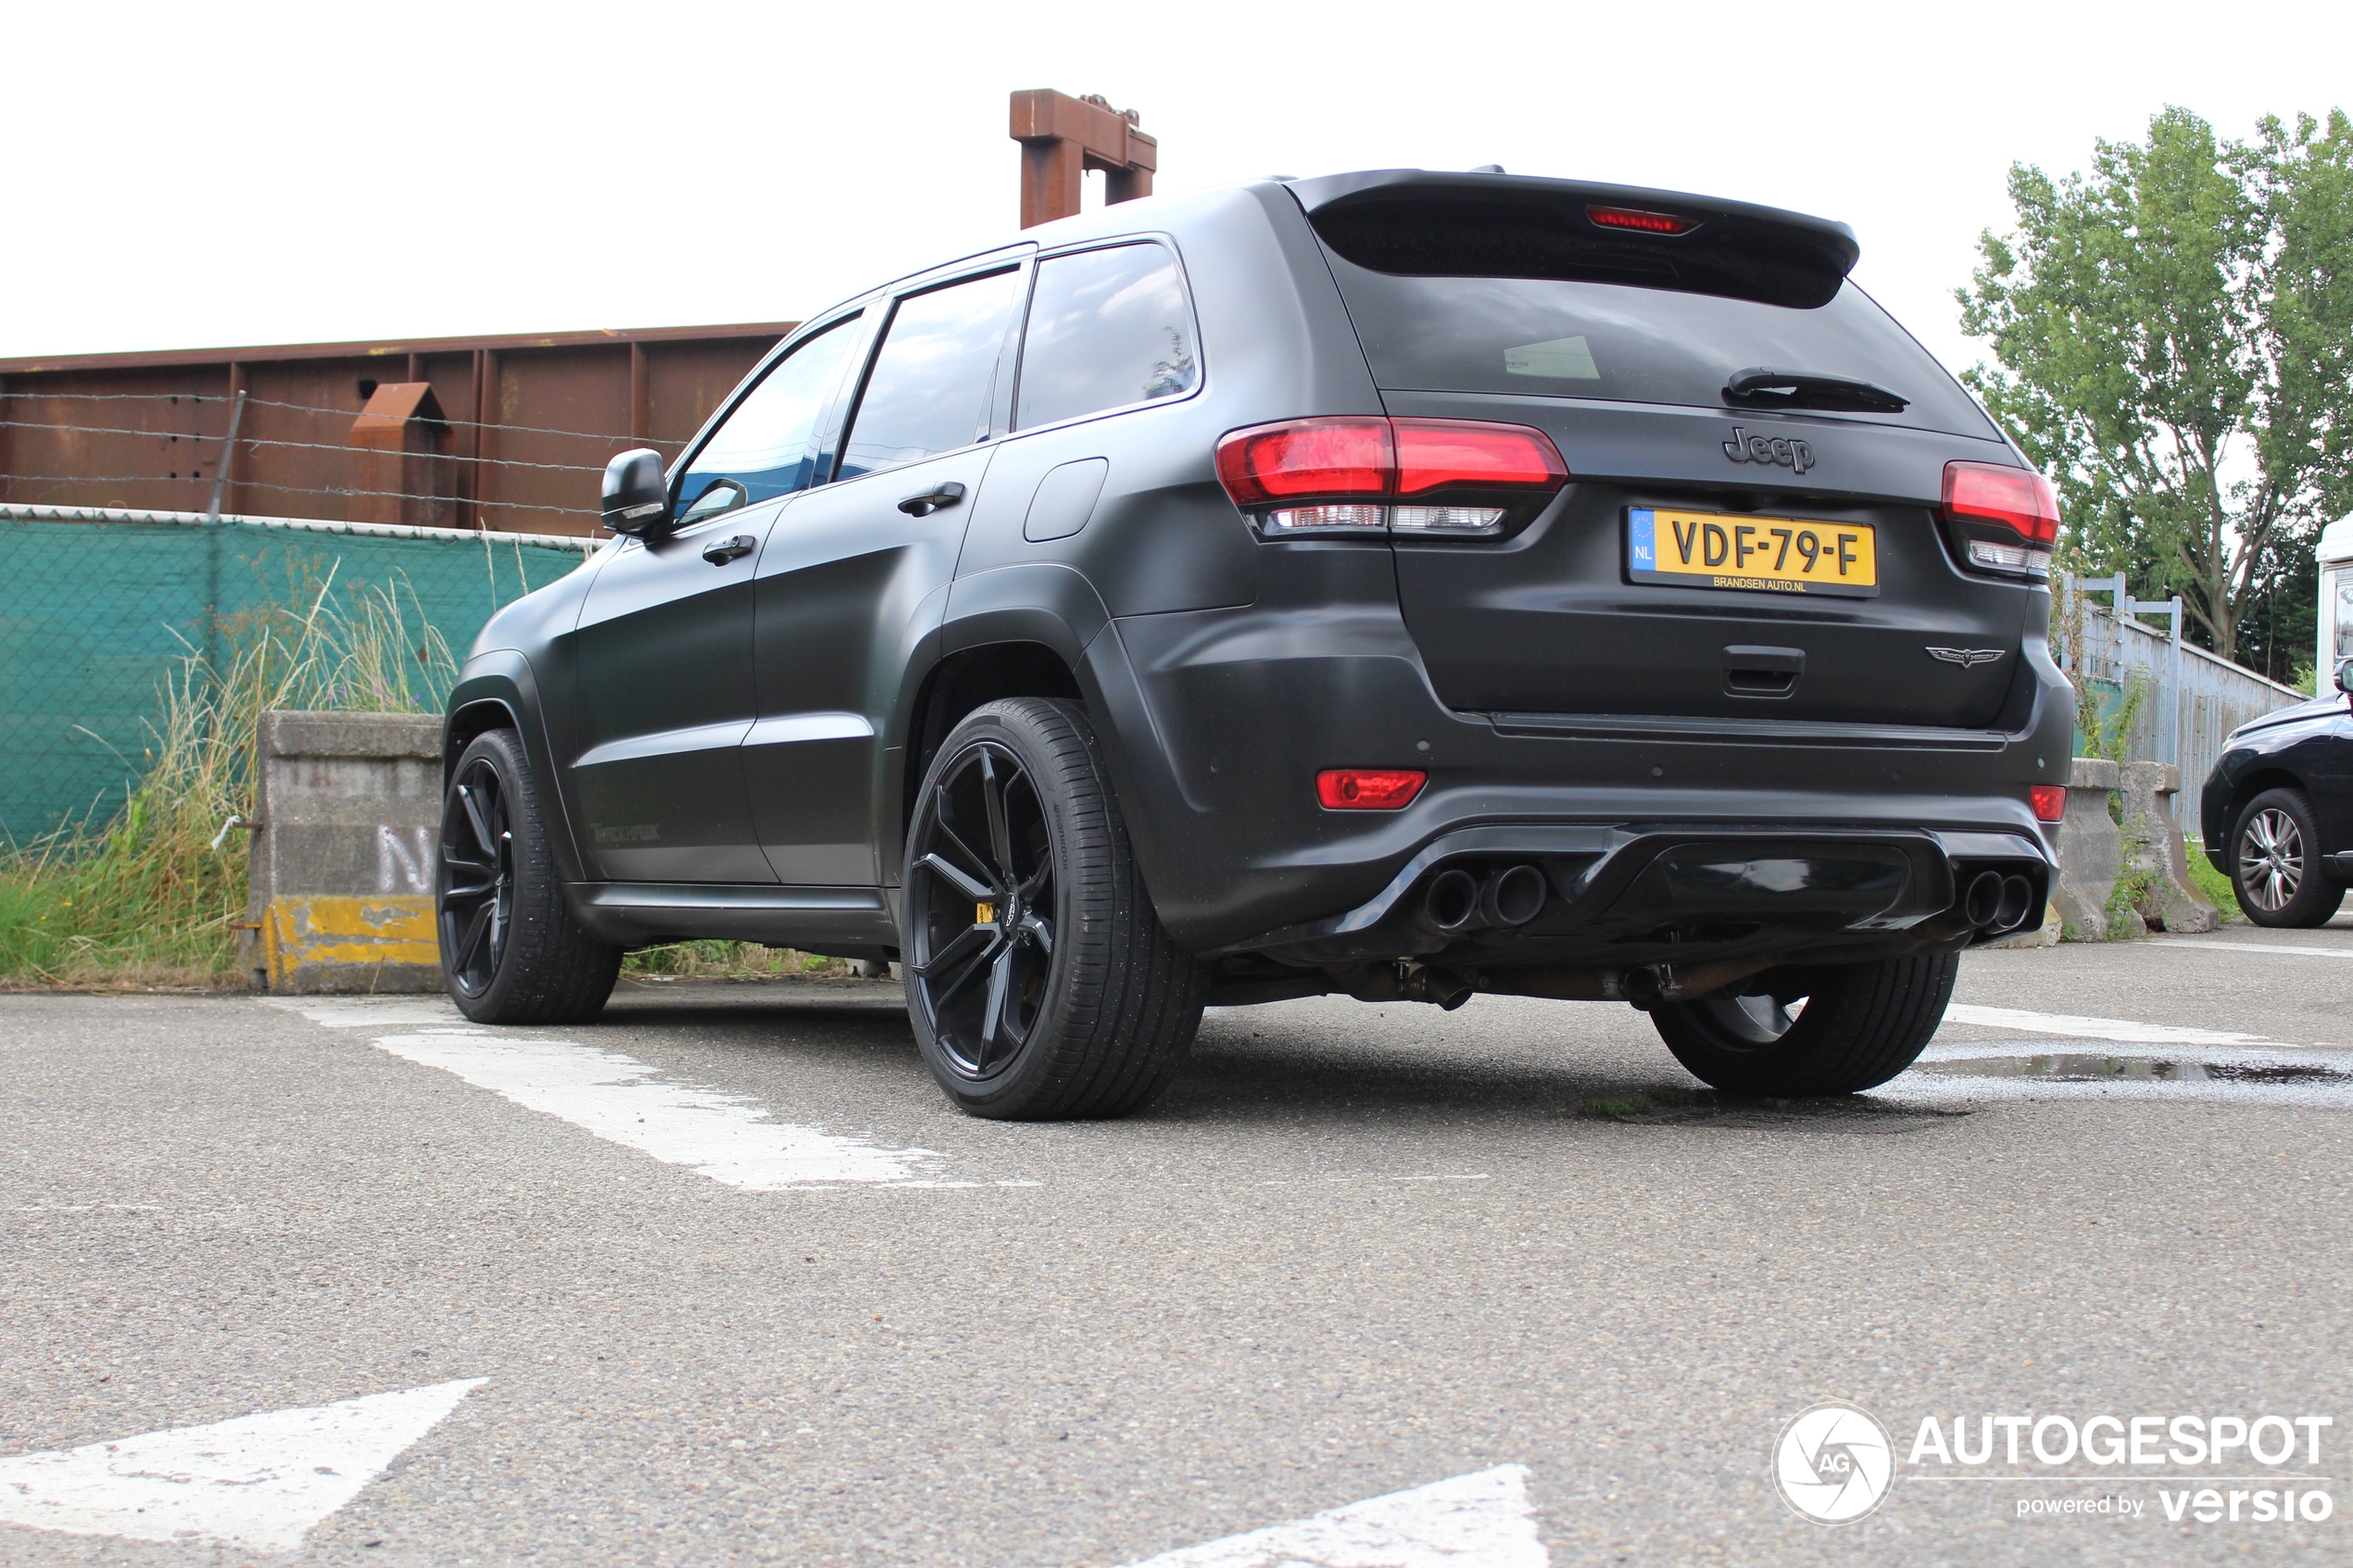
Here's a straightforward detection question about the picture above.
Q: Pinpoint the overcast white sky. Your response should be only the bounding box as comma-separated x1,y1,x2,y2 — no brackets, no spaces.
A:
7,1,2349,381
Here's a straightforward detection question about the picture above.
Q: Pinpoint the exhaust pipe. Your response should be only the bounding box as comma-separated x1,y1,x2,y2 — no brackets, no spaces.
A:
1993,874,2034,932
1478,864,1548,929
1419,869,1481,935
1961,870,2004,928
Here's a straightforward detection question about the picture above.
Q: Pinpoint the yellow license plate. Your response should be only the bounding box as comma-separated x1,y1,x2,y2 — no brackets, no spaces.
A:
1627,507,1878,597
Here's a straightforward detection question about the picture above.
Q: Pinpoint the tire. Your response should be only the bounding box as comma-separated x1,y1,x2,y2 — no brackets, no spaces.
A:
2232,787,2345,928
901,697,1207,1120
1648,953,1958,1096
437,728,621,1024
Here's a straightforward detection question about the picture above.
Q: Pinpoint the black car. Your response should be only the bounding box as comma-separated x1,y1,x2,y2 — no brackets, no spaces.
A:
435,169,2072,1117
2202,659,2353,927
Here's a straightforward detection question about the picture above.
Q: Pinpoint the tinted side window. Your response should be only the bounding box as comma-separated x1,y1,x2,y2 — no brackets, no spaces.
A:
675,317,862,524
1014,243,1199,430
837,270,1020,481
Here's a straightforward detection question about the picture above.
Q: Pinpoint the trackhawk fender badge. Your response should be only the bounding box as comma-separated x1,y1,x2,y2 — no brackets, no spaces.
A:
1723,426,1815,474
1927,646,2007,667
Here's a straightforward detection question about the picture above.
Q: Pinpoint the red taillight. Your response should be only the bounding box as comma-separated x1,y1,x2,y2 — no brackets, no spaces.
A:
1214,417,1391,506
1392,420,1569,495
2031,784,2066,822
1944,460,2060,577
1316,769,1427,810
1216,417,1567,537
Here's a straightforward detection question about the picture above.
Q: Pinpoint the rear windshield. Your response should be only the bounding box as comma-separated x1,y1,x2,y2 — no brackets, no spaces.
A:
1316,252,1996,441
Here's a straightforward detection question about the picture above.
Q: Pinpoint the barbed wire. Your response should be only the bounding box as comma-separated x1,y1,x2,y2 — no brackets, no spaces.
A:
1,417,604,475
0,389,707,447
1,472,598,519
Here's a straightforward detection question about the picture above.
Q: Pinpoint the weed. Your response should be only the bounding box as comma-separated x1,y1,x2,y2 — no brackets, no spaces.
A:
2183,837,2246,923
0,573,455,987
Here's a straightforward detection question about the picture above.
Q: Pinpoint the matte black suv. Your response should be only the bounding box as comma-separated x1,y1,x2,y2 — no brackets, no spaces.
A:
2201,659,2353,927
436,169,2072,1117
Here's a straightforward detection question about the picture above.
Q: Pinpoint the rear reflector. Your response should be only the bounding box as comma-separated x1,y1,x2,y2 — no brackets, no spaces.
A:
1586,204,1696,235
2031,784,2066,822
1316,769,1427,809
1217,417,1567,538
1944,460,2060,578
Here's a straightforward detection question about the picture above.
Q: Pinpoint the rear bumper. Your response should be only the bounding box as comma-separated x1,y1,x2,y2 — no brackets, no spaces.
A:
1080,573,2071,964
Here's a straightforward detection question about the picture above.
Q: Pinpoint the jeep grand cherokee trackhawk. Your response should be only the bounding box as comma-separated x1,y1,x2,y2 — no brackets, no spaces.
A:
435,169,2071,1118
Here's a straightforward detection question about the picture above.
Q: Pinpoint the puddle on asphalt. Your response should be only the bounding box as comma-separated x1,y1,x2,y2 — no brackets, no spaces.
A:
1918,1053,2352,1085
1881,1041,2353,1109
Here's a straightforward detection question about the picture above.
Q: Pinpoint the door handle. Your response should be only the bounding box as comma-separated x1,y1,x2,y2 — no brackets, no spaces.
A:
898,482,966,518
701,534,757,565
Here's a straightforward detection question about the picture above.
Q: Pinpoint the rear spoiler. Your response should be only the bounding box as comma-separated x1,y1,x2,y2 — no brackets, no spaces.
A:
1285,169,1861,310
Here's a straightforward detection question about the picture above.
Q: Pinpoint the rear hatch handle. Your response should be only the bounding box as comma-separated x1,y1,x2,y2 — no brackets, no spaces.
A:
1723,644,1804,698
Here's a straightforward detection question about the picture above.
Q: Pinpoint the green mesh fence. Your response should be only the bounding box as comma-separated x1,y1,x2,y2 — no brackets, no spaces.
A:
0,507,594,843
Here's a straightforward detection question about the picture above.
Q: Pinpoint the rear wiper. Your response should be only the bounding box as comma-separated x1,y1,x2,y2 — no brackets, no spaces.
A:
1724,367,1908,414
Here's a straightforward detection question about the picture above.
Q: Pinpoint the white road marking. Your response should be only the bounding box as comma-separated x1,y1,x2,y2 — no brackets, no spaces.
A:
265,997,947,1189
370,1030,941,1189
1942,1004,2273,1046
1111,1464,1547,1568
2155,938,2353,960
0,1378,482,1553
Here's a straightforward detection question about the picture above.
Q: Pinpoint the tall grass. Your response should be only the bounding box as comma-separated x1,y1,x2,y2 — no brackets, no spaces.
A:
0,572,456,987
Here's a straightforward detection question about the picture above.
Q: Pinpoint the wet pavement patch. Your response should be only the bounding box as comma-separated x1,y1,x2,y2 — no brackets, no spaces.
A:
1885,1040,2353,1109
1918,1053,2352,1085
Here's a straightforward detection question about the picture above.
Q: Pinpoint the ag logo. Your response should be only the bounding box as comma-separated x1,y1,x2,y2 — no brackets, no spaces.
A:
1773,1400,1894,1524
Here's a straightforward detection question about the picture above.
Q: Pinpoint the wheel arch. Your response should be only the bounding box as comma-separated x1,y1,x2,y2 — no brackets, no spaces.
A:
442,651,590,886
900,639,1085,838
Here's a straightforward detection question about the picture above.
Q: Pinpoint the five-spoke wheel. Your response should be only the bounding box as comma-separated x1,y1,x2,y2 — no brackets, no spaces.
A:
900,698,1206,1120
906,741,1057,1080
439,752,515,997
435,728,621,1023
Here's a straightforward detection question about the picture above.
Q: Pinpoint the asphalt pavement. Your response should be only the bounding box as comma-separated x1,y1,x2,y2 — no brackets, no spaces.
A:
4,919,2349,1566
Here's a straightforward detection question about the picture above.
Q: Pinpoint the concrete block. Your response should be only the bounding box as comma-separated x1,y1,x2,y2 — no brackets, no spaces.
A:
241,710,444,993
2118,761,2221,933
2055,757,2125,941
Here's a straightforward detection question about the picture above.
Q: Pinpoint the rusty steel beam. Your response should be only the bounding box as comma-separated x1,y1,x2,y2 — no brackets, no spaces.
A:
1010,89,1158,229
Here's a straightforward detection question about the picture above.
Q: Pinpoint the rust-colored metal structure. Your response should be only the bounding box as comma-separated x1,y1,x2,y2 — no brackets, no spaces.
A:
1011,89,1157,229
0,323,792,535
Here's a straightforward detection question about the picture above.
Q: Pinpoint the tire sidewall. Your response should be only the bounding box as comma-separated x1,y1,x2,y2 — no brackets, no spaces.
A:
901,701,1099,1115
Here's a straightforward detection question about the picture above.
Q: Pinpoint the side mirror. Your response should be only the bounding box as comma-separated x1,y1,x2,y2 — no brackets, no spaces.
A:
601,448,672,535
2336,657,2352,696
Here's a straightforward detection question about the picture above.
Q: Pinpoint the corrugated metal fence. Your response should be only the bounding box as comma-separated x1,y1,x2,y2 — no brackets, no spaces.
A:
2057,573,2306,829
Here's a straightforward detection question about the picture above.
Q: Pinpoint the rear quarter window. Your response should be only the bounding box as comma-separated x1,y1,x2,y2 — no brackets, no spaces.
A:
1014,242,1200,430
1314,223,1995,441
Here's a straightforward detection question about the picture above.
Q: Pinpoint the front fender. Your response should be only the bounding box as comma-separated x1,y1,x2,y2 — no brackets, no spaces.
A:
446,650,590,886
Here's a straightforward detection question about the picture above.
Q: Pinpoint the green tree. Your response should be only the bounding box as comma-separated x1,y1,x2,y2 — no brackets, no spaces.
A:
1958,107,2353,668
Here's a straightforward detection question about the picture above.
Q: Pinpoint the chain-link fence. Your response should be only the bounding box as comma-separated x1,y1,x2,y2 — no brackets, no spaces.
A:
0,504,594,843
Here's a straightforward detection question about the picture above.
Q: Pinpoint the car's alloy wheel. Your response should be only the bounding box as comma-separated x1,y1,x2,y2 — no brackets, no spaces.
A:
435,727,621,1024
900,697,1206,1120
2230,786,2345,928
2237,807,2304,914
438,754,515,997
906,741,1056,1080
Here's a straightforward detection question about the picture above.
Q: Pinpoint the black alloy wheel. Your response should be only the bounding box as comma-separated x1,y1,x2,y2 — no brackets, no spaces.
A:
2231,787,2346,928
1648,952,1959,1096
439,754,514,997
900,697,1206,1120
435,727,621,1024
907,741,1057,1079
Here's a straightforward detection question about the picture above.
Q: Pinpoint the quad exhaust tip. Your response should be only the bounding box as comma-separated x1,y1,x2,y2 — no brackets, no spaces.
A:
1961,870,2038,934
1419,864,1548,936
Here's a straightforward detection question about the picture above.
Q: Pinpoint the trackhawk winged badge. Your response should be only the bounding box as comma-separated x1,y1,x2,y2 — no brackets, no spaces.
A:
1927,646,2007,667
